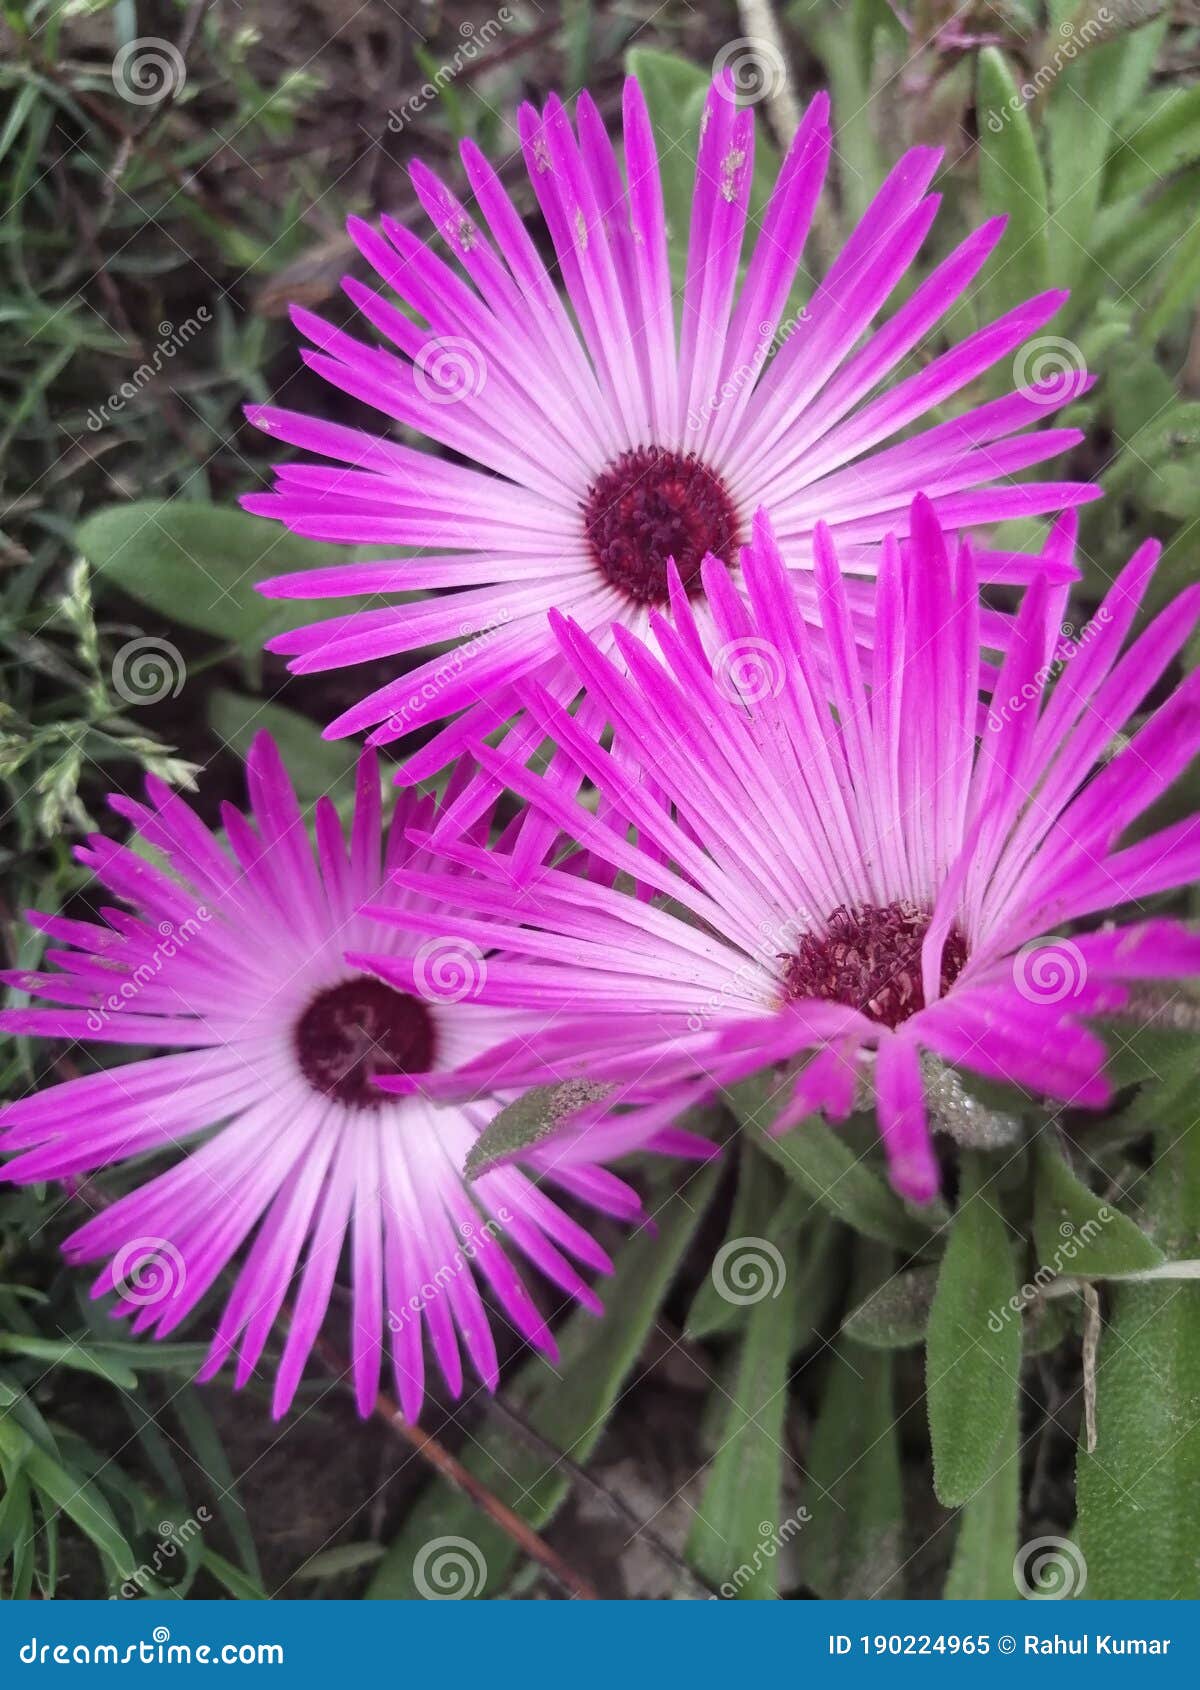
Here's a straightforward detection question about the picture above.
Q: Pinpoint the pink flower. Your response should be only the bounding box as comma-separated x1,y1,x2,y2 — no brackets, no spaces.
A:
362,498,1200,1202
0,738,674,1420
244,76,1096,789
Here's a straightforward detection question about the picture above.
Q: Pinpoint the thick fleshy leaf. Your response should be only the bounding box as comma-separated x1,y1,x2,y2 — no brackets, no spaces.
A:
926,1154,1021,1507
1032,1136,1164,1279
803,1250,904,1598
943,1413,1019,1600
685,1140,785,1341
462,1080,614,1182
685,1231,800,1598
976,49,1049,322
1076,1056,1200,1598
1104,82,1200,202
733,1077,936,1254
842,1263,939,1349
76,501,349,653
208,691,359,801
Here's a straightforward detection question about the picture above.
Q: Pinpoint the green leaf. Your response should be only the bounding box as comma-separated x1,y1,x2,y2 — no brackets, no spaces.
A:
623,48,709,262
622,46,782,293
803,1248,904,1598
208,690,359,802
1032,1137,1164,1278
1076,1058,1200,1598
171,1389,261,1587
685,1140,784,1341
1103,83,1200,202
199,1546,268,1600
367,1165,719,1598
686,1276,799,1599
0,1336,138,1391
0,1417,134,1580
732,1076,935,1253
976,49,1050,321
296,1542,385,1580
1139,207,1200,343
1083,14,1168,134
944,1413,1019,1600
463,1080,614,1182
842,1263,939,1349
1044,14,1166,294
926,1154,1021,1506
806,0,884,224
0,1472,34,1590
76,501,346,653
686,1208,834,1598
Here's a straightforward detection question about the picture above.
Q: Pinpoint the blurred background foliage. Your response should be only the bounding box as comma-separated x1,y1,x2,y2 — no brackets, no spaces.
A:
1,0,1199,1600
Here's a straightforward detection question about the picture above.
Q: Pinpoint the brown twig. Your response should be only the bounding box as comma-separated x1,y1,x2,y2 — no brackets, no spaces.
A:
310,1332,598,1600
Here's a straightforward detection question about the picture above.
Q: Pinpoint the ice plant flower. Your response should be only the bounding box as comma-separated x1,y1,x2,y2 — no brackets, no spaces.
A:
367,498,1200,1201
243,74,1096,784
0,737,666,1421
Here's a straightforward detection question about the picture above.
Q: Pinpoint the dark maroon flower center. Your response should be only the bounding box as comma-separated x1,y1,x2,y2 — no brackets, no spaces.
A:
781,903,968,1030
294,976,435,1109
582,445,742,605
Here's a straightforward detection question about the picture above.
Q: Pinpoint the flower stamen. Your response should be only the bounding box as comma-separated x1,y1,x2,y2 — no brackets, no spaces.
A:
782,903,968,1029
294,976,436,1108
582,445,742,605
